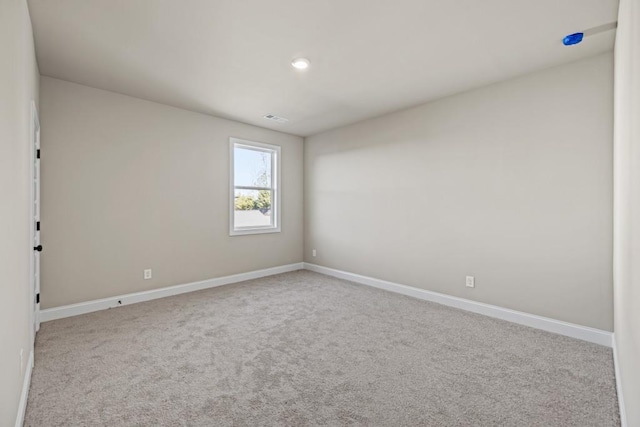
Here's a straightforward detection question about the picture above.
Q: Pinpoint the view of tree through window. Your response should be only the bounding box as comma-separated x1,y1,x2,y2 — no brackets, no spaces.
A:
231,140,279,234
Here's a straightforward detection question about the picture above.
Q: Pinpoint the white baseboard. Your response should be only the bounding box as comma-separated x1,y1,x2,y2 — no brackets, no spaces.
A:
40,263,304,322
304,263,613,347
612,334,628,426
40,261,612,348
14,350,34,427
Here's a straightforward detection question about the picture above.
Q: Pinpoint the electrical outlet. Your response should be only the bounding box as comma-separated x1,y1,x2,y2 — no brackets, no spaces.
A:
144,269,152,280
312,249,317,257
466,276,475,288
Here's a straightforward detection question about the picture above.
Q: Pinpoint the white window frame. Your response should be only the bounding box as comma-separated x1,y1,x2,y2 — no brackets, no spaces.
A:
229,137,281,236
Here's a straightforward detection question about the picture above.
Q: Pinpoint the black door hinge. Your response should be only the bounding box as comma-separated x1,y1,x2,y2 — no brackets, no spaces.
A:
36,293,40,304
36,221,40,231
36,149,40,159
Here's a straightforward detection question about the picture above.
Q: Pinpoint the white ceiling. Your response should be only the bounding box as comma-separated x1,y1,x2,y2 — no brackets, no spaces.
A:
28,0,618,136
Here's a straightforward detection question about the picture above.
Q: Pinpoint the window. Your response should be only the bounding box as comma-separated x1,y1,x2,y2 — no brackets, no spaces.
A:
230,138,281,235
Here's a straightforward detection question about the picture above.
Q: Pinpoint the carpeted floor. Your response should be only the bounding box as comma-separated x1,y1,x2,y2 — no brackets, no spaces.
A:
25,270,620,426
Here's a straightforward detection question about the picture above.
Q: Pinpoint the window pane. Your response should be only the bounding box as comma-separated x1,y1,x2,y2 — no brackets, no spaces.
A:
234,189,273,228
234,146,272,187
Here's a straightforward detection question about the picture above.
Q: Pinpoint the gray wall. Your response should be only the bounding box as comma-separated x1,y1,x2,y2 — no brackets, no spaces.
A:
613,0,640,424
0,0,39,424
40,77,303,309
305,53,613,331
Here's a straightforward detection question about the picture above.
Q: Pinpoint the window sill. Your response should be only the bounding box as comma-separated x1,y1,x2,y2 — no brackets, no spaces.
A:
230,227,281,236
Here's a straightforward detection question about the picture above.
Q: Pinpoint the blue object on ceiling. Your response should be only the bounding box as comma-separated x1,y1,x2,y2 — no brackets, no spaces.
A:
563,32,584,46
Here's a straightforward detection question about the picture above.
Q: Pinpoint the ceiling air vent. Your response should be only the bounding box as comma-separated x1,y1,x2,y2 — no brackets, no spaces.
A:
263,114,289,124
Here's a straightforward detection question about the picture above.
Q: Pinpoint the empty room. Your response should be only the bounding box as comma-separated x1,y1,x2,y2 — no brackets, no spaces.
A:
2,0,639,425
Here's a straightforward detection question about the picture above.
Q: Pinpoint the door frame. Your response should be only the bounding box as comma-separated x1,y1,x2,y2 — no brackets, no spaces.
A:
29,100,40,345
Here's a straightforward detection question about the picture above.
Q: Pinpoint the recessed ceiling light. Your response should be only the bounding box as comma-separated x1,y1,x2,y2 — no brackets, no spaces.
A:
291,58,310,70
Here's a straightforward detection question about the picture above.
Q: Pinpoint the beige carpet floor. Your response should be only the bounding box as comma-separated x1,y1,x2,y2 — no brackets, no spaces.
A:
25,270,620,426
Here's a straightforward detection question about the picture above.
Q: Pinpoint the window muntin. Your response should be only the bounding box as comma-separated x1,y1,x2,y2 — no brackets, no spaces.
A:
230,138,280,235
